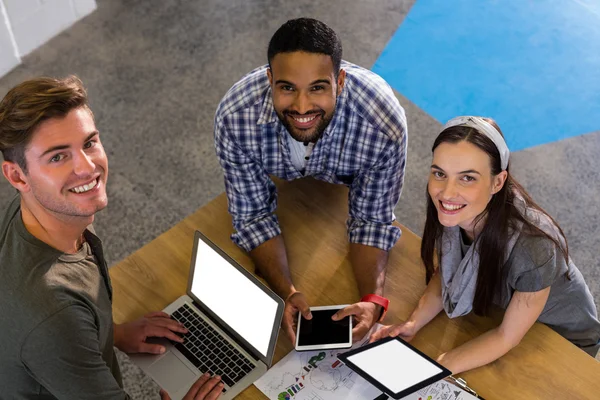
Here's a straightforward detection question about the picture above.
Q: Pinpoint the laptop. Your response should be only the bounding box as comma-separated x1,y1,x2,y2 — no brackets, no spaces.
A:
130,230,284,400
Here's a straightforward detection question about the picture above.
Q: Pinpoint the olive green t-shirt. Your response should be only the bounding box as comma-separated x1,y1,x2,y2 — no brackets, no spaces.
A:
0,196,129,399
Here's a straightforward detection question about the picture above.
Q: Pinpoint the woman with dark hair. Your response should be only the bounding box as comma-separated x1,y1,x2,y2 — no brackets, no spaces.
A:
370,116,600,373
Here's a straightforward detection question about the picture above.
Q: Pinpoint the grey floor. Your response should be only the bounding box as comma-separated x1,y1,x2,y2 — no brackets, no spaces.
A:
1,1,598,397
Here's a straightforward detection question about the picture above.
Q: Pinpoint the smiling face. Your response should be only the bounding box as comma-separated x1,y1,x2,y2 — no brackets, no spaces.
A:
267,51,345,143
428,140,506,238
4,106,108,221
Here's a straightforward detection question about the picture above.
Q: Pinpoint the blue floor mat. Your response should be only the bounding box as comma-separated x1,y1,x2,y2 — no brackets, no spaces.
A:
372,0,600,150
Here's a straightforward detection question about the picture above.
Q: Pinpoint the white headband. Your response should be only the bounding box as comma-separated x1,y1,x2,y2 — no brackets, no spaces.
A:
442,116,510,170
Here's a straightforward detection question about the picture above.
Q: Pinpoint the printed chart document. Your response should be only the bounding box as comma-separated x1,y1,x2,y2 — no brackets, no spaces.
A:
255,325,383,400
399,379,479,400
255,324,480,400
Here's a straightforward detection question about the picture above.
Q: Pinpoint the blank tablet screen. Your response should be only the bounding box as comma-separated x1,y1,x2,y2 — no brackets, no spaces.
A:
341,337,450,398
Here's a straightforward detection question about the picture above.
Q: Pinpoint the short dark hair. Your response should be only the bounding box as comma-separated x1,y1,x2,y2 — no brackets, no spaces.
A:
267,18,342,74
0,75,90,173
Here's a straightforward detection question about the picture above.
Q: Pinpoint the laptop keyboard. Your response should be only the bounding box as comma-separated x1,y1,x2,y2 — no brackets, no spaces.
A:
170,303,256,388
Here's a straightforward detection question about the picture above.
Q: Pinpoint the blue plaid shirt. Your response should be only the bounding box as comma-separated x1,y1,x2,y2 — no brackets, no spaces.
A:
214,61,407,252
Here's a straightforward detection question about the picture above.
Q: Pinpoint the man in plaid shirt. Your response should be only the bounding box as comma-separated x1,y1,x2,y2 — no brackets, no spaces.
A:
214,18,407,343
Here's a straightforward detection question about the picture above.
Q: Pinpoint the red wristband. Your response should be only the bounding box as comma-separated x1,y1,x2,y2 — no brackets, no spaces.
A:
360,294,389,322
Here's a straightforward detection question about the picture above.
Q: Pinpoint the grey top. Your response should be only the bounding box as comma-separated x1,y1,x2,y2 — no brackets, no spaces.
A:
442,191,600,356
459,230,470,257
495,233,600,355
0,196,129,399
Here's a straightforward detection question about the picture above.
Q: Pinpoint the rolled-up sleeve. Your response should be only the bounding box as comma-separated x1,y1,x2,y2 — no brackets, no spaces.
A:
214,115,281,251
347,133,406,251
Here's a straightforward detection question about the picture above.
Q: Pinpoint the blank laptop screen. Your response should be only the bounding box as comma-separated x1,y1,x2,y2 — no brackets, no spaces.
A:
190,237,278,358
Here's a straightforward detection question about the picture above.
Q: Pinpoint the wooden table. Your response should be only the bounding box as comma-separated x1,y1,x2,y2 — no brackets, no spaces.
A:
110,178,600,399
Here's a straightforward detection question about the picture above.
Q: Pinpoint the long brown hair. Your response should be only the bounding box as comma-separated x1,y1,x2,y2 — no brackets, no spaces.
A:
421,118,569,316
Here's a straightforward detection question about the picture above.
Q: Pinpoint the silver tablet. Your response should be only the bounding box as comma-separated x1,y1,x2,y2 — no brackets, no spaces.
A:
295,305,353,351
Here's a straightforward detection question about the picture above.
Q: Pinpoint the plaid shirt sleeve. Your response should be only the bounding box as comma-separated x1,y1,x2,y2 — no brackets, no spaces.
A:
346,131,407,251
214,115,281,252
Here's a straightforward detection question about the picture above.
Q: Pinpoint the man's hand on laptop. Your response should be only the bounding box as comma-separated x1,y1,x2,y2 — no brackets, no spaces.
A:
160,373,224,400
332,301,380,342
113,311,188,354
282,290,312,343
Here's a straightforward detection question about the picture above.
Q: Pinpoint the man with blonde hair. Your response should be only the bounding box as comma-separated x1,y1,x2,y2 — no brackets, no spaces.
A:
0,77,222,399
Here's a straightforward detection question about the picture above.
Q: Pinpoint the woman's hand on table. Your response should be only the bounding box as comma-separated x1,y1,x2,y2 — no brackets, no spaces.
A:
369,320,418,343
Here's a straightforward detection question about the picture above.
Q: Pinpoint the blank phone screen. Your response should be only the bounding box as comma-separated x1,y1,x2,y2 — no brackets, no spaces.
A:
298,309,350,346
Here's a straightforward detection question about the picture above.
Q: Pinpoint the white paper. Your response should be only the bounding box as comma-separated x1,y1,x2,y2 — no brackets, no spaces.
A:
399,379,480,400
254,325,383,400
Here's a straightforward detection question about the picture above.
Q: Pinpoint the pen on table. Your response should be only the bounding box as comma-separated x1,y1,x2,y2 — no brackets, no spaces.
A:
446,376,486,400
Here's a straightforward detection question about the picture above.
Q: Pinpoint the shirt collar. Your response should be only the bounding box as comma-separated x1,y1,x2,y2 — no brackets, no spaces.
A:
257,86,278,125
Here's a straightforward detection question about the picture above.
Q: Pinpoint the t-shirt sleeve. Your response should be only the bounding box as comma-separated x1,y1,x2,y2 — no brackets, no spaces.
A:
509,235,568,293
21,304,130,400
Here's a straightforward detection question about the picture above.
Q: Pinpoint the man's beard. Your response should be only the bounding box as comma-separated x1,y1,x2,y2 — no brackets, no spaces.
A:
29,180,107,219
277,109,334,143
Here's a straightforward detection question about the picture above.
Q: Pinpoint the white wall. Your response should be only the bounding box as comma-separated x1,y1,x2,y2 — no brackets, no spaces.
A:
0,0,96,78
